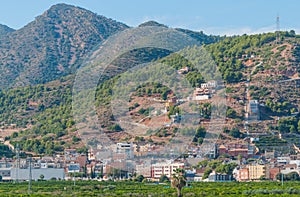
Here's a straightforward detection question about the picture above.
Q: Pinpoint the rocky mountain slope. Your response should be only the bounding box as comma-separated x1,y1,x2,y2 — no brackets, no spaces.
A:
2,3,299,156
0,24,15,37
0,3,128,89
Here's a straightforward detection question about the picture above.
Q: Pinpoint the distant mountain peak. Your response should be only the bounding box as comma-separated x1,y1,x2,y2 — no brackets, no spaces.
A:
49,2,74,8
0,3,128,88
138,21,168,28
46,3,84,12
43,3,91,18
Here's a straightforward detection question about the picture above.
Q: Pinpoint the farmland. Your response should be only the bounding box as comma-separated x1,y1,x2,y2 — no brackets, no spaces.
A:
1,180,300,196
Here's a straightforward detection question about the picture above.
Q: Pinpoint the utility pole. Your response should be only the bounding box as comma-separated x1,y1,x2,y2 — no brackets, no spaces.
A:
28,157,32,194
16,143,20,183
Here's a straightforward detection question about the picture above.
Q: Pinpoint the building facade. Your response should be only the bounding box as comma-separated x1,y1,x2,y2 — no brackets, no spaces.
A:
151,162,184,179
248,164,265,180
238,168,249,181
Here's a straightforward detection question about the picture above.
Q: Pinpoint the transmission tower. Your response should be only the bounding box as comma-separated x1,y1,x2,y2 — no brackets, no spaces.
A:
276,15,280,43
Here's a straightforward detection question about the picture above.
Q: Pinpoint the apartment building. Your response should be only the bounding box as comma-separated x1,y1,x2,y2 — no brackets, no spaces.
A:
151,162,184,179
248,164,265,180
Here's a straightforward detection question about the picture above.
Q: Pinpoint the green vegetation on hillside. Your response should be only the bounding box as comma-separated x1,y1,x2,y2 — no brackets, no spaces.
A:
1,29,300,155
0,144,15,158
206,33,277,83
1,81,75,154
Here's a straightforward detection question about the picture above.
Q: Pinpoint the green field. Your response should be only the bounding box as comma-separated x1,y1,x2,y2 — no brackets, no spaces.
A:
1,180,300,196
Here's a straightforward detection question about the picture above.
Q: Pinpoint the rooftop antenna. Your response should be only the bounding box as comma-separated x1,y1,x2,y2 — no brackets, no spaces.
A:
276,14,280,43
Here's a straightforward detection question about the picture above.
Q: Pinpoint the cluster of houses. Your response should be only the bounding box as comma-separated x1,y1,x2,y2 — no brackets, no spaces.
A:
0,149,89,181
1,142,300,183
218,144,256,158
192,81,217,101
235,155,300,181
136,154,300,182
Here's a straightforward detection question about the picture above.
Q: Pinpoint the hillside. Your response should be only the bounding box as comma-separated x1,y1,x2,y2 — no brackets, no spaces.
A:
1,4,300,156
138,21,223,45
2,32,300,155
206,31,300,152
175,28,223,45
138,20,168,28
0,3,128,89
0,4,222,90
0,4,227,155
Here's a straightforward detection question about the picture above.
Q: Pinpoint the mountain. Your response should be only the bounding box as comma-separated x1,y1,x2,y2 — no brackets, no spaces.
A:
3,31,300,155
0,3,128,89
0,24,15,36
175,28,223,44
138,20,168,28
5,3,298,156
0,5,223,89
138,20,222,45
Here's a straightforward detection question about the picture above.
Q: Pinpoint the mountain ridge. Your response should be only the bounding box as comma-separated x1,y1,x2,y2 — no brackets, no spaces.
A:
3,32,300,155
0,3,222,90
4,3,295,156
0,24,15,36
0,3,128,89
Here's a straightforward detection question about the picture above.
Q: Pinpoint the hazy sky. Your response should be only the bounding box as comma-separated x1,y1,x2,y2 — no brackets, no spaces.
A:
0,0,299,35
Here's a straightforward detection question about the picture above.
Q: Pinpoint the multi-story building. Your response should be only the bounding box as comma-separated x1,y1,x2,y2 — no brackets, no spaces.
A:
151,162,184,179
116,143,134,159
248,164,265,180
238,168,249,181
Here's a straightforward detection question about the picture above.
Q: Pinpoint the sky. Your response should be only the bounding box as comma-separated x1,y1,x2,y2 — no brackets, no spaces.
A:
0,0,299,35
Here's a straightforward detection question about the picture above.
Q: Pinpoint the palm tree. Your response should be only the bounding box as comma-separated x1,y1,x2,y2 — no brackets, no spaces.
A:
171,168,186,197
